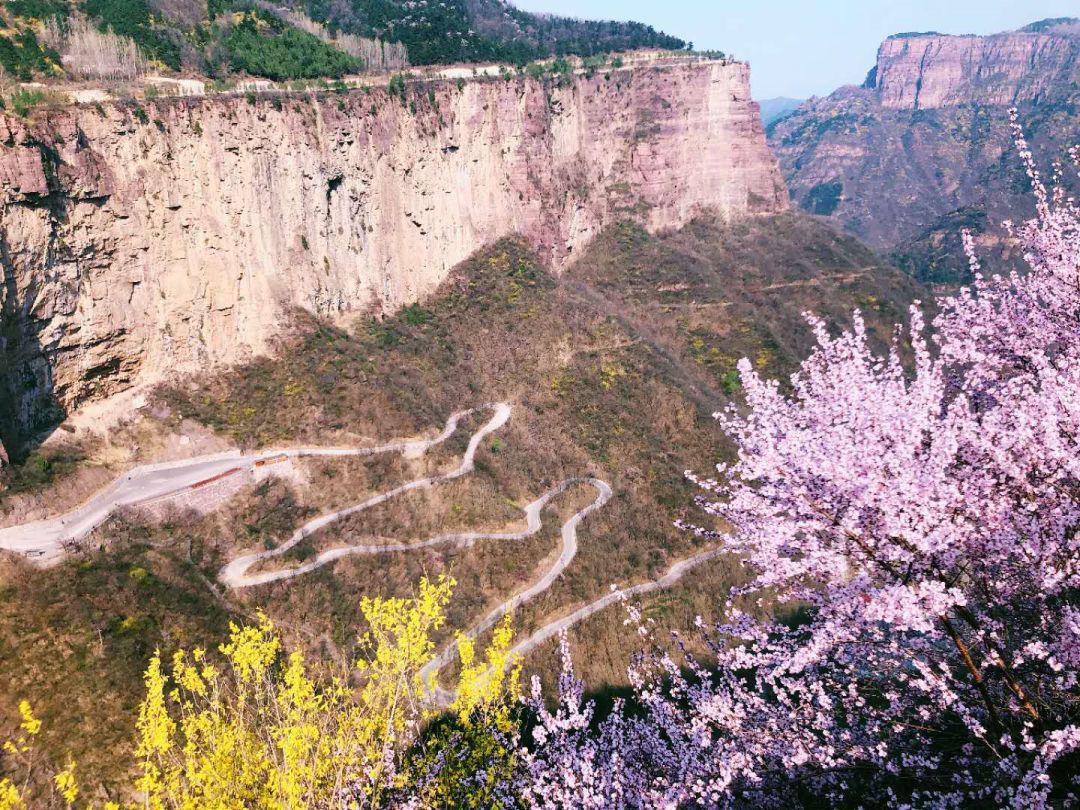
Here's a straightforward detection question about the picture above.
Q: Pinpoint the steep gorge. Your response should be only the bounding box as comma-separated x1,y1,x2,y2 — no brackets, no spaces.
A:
0,58,786,460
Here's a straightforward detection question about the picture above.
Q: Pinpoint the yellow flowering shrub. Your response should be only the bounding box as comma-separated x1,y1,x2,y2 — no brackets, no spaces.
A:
415,614,522,808
132,574,474,808
1,575,523,808
0,778,23,810
1,700,83,808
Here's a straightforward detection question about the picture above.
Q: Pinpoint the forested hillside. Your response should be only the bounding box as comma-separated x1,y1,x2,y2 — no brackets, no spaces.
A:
0,0,687,82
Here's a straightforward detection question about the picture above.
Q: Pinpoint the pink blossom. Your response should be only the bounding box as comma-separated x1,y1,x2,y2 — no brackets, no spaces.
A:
515,119,1080,807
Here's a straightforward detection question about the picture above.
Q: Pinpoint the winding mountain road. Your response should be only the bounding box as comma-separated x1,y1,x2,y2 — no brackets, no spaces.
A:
218,403,513,587
0,406,492,564
419,477,611,704
1,403,722,706
506,546,725,661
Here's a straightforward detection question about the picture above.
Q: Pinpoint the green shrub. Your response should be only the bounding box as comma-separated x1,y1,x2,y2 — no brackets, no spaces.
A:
401,304,432,326
223,12,359,81
0,29,57,80
0,445,87,493
387,72,407,99
8,0,69,20
551,56,572,75
720,369,740,394
9,88,47,117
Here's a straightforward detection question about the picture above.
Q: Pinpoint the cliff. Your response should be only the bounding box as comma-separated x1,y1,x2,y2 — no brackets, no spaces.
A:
0,58,786,459
769,21,1080,283
872,23,1080,109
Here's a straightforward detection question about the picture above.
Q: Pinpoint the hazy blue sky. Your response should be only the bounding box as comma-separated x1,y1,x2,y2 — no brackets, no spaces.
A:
511,0,1080,99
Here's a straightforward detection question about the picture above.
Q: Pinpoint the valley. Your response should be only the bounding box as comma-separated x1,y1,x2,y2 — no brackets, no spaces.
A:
769,18,1080,284
0,214,922,793
2,3,1077,805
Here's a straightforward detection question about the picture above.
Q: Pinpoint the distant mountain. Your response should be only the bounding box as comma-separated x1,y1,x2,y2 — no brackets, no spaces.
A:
757,96,803,127
768,20,1080,285
1020,17,1080,34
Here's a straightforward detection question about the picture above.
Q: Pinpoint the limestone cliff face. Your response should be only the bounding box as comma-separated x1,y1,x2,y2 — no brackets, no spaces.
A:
769,21,1080,285
872,26,1080,109
0,59,786,457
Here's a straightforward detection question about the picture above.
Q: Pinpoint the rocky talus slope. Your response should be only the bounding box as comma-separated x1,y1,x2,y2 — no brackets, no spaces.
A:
769,19,1080,284
0,58,786,460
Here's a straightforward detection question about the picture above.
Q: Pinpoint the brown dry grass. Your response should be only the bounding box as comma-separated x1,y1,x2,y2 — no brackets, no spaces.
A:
0,214,926,790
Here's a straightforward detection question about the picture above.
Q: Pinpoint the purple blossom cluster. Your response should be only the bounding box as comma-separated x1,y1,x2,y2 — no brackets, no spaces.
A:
509,116,1080,808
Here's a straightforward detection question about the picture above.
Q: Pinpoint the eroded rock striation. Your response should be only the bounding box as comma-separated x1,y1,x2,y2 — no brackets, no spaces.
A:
0,58,785,459
872,22,1080,110
769,20,1080,284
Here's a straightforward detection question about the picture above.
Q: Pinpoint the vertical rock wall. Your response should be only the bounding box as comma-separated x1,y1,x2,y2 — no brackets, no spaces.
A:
0,58,786,456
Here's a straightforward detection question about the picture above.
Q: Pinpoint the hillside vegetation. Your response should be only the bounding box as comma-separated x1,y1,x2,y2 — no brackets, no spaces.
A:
297,0,686,66
0,0,687,83
0,213,923,797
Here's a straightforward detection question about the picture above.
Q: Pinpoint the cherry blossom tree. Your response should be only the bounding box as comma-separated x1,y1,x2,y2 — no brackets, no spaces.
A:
521,116,1080,808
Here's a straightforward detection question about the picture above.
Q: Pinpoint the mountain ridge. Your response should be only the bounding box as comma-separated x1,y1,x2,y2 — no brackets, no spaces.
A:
768,20,1080,284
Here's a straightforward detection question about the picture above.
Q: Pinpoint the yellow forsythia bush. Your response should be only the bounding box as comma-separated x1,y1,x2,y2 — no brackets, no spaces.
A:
0,575,522,809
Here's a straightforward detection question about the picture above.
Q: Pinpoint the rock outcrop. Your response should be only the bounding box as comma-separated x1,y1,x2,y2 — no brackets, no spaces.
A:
871,23,1080,109
769,20,1080,284
0,58,786,458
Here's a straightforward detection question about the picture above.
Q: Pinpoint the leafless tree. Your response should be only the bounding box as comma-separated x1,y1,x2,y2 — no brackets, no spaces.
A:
44,17,147,80
250,0,409,72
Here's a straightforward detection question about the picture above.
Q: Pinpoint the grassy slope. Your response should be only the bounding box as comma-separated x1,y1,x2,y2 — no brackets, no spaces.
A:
0,213,924,793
